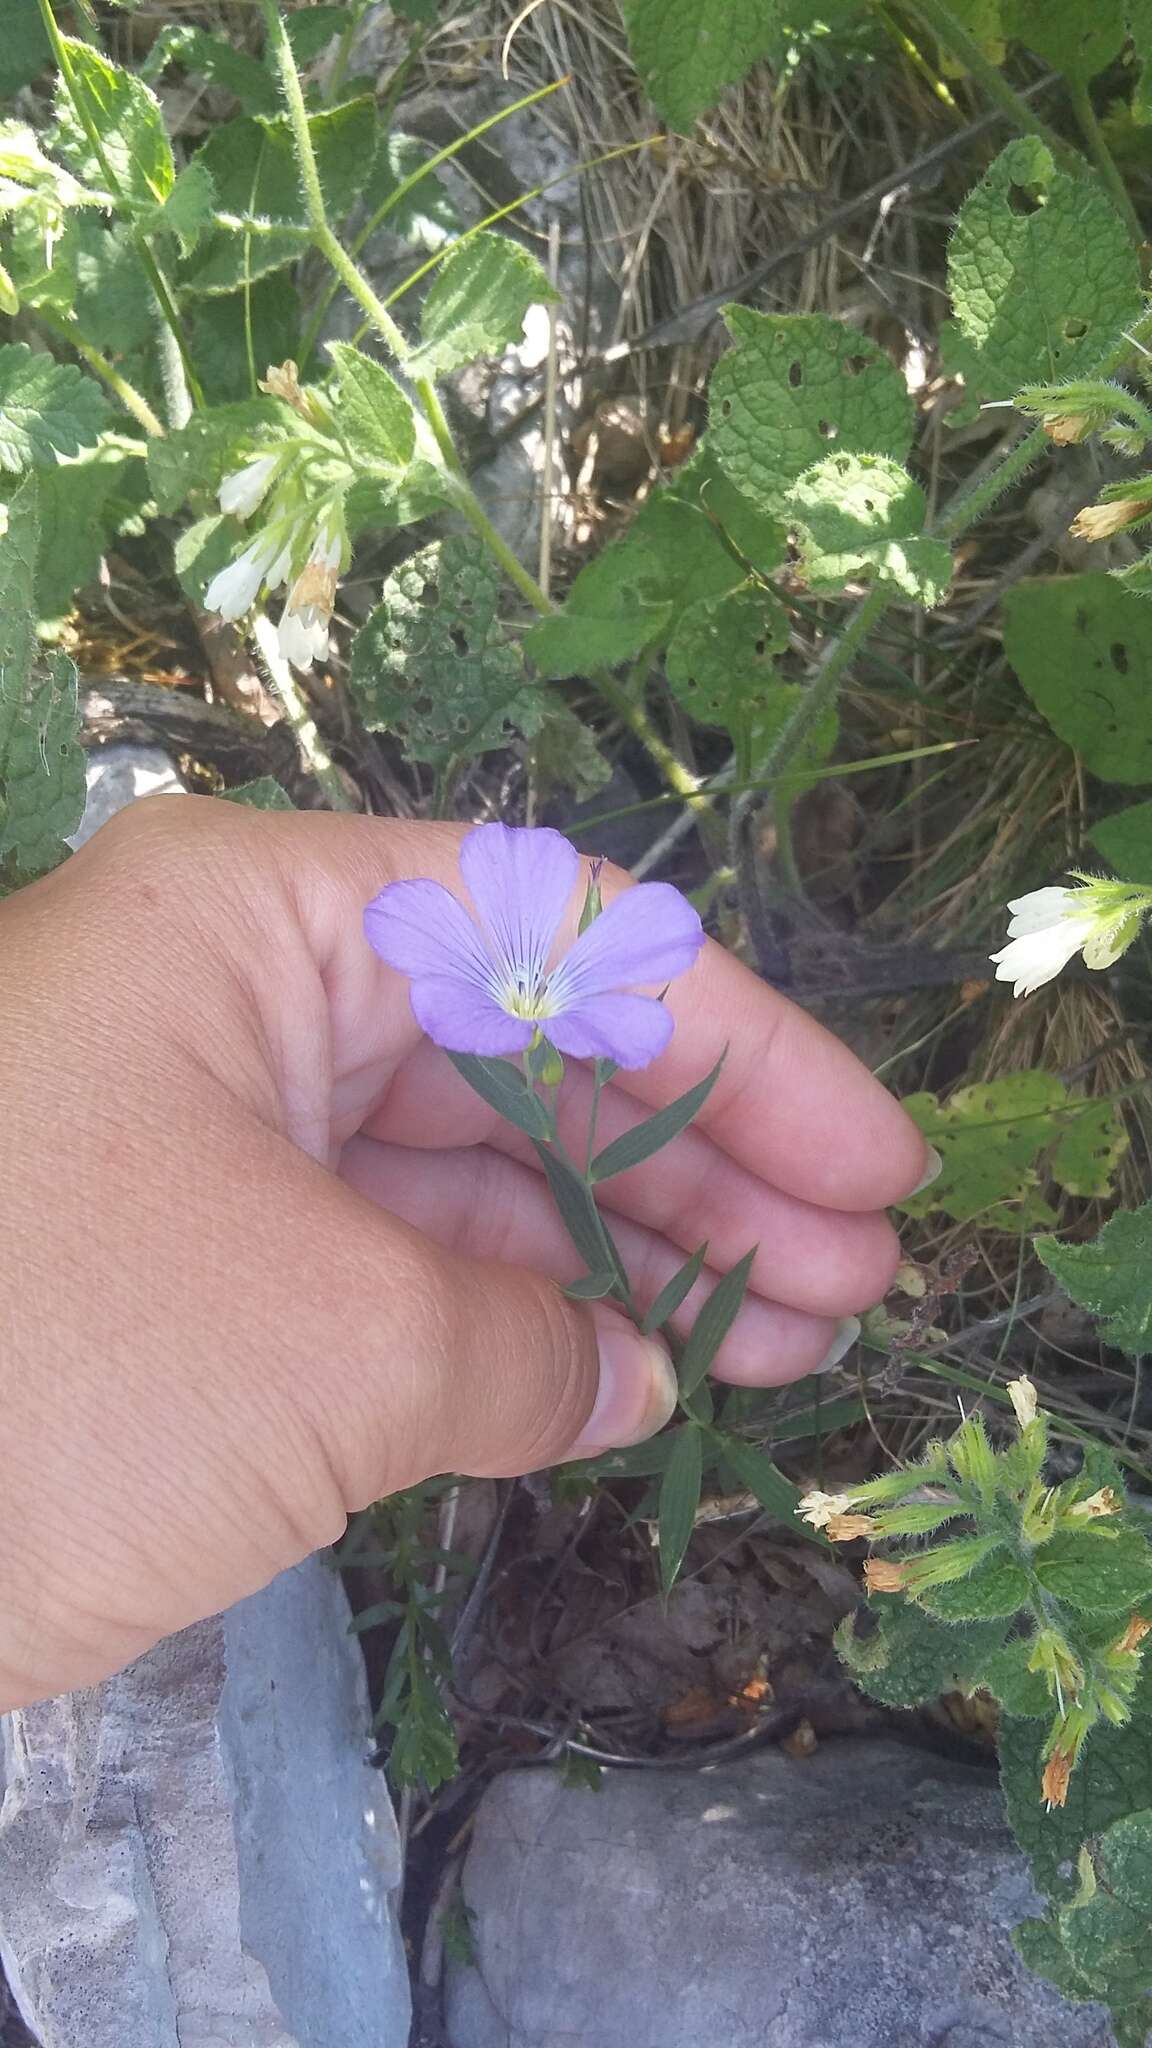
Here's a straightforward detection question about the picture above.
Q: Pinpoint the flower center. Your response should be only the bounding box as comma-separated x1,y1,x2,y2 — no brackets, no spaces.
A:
497,966,557,1021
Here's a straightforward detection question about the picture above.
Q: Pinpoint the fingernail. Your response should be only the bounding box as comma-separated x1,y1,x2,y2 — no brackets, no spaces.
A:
812,1315,861,1375
909,1144,943,1197
565,1307,678,1458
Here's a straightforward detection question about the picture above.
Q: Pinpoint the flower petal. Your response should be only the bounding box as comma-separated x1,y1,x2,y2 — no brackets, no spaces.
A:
460,823,579,984
990,922,1088,997
364,879,493,987
548,883,704,1006
1004,886,1078,937
409,976,534,1055
546,992,673,1069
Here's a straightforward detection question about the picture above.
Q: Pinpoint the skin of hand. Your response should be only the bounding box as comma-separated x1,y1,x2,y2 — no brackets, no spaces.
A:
0,799,930,1710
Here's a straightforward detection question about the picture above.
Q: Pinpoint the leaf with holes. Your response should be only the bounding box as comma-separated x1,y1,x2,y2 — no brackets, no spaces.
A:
787,454,953,606
1001,0,1126,80
1051,1096,1129,1201
0,343,108,474
1091,801,1152,883
898,1072,1064,1228
410,232,559,379
55,39,174,208
619,0,781,129
665,586,789,730
671,446,787,576
944,139,1141,407
710,310,913,515
349,536,543,767
1003,574,1152,784
1036,1201,1152,1355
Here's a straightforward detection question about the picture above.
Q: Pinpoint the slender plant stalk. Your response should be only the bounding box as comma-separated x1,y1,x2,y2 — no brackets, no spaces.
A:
1066,78,1145,249
35,0,202,406
252,616,352,811
31,309,164,437
901,0,1073,163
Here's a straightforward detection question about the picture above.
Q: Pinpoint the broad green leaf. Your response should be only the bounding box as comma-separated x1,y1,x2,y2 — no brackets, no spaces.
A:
284,6,353,62
0,342,108,473
658,1423,703,1593
1059,1889,1150,1998
670,446,787,577
620,0,780,129
1098,1811,1152,1916
526,496,744,680
144,23,281,113
591,1055,725,1182
1001,1667,1152,1889
0,477,85,875
349,535,543,768
836,1598,1008,1710
978,1640,1052,1717
188,274,301,407
665,585,789,734
531,705,611,801
898,1072,1065,1228
936,0,1006,64
221,778,296,810
717,1434,823,1541
146,398,287,516
916,1554,1031,1621
945,139,1142,406
155,159,217,258
183,99,377,294
1036,1201,1152,1354
1001,0,1126,81
710,310,913,515
446,1052,552,1140
786,454,953,606
410,233,559,379
0,0,49,97
327,344,416,474
29,438,148,618
641,1243,709,1336
1092,800,1152,883
1004,575,1152,784
529,1140,629,1298
677,1249,756,1397
56,40,175,209
359,132,460,252
1051,1097,1130,1201
1012,1916,1097,2006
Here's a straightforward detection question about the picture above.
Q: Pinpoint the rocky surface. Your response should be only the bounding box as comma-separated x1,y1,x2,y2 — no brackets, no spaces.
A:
445,1737,1114,2048
68,742,185,848
0,1558,410,2048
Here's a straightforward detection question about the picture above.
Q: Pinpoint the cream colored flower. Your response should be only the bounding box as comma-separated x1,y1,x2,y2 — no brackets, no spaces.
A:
278,525,342,669
797,1489,857,1530
1006,1377,1037,1429
864,1557,908,1594
218,454,280,521
1069,1487,1121,1519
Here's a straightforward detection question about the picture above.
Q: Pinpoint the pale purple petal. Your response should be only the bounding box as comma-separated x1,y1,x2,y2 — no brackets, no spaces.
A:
548,883,704,1006
363,879,493,987
460,823,579,984
546,993,673,1069
409,976,534,1055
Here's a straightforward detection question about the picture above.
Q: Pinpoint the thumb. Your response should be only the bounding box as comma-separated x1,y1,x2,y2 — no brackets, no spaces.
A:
308,1173,680,1498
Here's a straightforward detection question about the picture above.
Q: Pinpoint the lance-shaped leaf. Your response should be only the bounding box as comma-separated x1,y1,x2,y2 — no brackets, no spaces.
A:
718,1434,825,1544
658,1422,703,1592
677,1249,756,1396
0,342,108,473
591,1054,724,1182
410,232,559,379
787,454,953,607
529,1140,630,1298
446,1051,552,1141
0,476,85,875
328,343,416,474
1036,1201,1152,1355
641,1242,709,1336
620,0,781,130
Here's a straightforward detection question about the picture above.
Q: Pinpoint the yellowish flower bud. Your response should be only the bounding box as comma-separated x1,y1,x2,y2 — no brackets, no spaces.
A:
1006,1377,1037,1429
1043,413,1093,446
1071,497,1152,542
824,1513,877,1542
864,1557,909,1593
1115,1615,1152,1656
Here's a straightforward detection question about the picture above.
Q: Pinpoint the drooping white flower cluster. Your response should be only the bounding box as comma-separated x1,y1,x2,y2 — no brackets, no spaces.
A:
202,362,349,669
991,876,1152,997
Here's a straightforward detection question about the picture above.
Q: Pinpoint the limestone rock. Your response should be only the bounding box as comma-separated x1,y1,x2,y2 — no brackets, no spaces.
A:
0,1558,409,2048
446,1738,1114,2048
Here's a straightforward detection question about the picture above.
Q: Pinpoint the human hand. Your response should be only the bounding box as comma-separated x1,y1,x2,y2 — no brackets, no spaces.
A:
0,799,930,1707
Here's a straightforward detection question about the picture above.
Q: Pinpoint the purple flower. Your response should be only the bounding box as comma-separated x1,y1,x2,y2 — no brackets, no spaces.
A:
363,823,704,1069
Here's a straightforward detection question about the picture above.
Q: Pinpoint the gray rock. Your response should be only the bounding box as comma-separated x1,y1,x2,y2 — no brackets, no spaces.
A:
446,1739,1113,2048
0,1558,410,2048
68,744,185,849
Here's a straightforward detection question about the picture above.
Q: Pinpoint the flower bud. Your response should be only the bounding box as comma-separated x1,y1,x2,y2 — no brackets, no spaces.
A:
579,859,605,934
864,1557,909,1594
1071,496,1152,542
823,1512,876,1542
1007,1377,1037,1429
1114,1615,1152,1656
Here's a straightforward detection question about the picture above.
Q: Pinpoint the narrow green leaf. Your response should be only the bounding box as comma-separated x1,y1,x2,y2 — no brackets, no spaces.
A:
328,343,416,474
717,1434,825,1544
591,1055,725,1182
658,1424,703,1593
640,1242,709,1335
446,1051,551,1140
676,1249,756,1396
530,1141,629,1298
565,1271,618,1301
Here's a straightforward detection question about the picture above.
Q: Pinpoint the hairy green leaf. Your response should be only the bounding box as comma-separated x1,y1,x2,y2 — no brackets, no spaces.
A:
899,1072,1063,1228
1012,1916,1098,2006
144,23,281,113
29,439,148,618
620,0,780,129
1004,574,1152,784
591,1055,725,1182
410,233,558,378
0,477,85,874
1037,1202,1152,1354
285,6,353,62
359,132,460,251
710,310,913,515
916,1555,1031,1621
146,398,287,515
945,140,1141,405
787,453,953,606
327,344,416,473
349,535,543,767
0,342,108,474
658,1423,704,1592
669,446,787,577
1001,1661,1152,1889
1091,800,1152,883
665,585,789,729
1098,1810,1152,1916
836,1598,1008,1709
677,1249,756,1397
155,158,218,258
56,39,175,209
183,99,377,293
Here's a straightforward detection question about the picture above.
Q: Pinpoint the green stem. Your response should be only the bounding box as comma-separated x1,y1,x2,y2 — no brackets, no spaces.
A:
325,0,371,103
36,0,202,406
900,0,1073,162
30,308,164,437
1066,78,1144,249
757,585,890,790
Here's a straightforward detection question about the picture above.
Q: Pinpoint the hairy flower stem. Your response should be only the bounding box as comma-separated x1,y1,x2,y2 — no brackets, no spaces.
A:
901,0,1073,164
30,309,164,439
1066,80,1145,251
35,0,202,408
